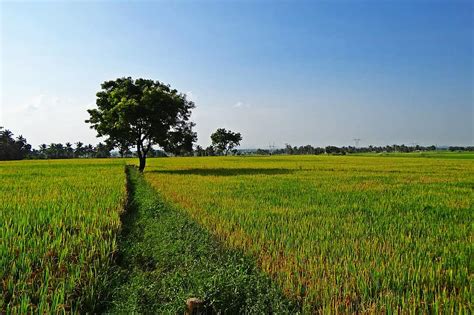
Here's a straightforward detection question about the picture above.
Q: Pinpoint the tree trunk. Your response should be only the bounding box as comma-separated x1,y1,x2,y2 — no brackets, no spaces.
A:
138,156,146,172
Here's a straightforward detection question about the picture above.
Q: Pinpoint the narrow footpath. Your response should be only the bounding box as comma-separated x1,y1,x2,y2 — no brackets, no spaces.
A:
98,166,298,313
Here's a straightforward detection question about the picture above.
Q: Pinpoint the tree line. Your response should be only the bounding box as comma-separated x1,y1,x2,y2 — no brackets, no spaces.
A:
0,127,32,160
0,126,240,161
2,77,472,168
254,144,443,155
253,144,474,155
447,146,474,152
0,128,113,160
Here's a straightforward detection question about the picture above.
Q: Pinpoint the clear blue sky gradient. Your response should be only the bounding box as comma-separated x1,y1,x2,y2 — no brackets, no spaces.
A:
1,0,473,148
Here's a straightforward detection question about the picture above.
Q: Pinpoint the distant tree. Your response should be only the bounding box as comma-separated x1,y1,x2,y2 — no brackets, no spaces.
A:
38,144,48,159
448,146,473,152
95,142,112,158
205,145,216,156
86,77,196,171
210,128,242,156
162,121,197,156
0,128,32,160
85,144,95,158
325,146,343,155
48,143,66,159
115,139,132,158
256,149,270,155
147,147,168,157
65,142,74,158
75,142,84,158
118,142,133,158
14,135,31,159
194,145,206,156
0,128,13,160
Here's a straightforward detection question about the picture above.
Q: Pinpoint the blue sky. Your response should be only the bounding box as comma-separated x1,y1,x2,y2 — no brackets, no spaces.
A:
1,0,473,148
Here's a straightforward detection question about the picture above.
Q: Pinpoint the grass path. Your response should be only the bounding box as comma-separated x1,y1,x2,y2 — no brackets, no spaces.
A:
102,166,298,313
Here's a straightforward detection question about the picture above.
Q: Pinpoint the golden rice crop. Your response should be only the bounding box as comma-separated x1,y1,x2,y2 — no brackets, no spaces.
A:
143,155,474,312
0,159,126,313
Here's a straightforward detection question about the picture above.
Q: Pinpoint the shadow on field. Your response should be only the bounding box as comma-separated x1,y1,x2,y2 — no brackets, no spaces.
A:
151,168,294,176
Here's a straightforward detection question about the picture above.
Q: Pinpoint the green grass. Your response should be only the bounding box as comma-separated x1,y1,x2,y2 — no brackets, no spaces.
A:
143,155,474,312
104,166,297,313
0,159,126,313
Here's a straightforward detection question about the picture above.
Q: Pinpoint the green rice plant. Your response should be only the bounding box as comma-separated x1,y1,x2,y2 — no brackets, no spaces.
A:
143,154,474,312
0,159,126,313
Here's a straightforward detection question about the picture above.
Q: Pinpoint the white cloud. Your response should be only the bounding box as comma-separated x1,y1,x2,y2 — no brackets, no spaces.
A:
233,101,251,108
25,94,45,112
23,94,61,113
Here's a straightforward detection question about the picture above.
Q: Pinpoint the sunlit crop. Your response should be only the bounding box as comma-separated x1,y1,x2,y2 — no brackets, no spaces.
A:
0,159,126,313
144,155,473,312
2,154,472,313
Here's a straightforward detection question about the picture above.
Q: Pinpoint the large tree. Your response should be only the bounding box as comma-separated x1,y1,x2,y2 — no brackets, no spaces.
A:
210,128,242,156
86,77,196,171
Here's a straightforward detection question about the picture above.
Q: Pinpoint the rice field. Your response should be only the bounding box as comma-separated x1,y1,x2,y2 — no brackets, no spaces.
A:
143,155,474,312
1,154,472,313
0,159,126,313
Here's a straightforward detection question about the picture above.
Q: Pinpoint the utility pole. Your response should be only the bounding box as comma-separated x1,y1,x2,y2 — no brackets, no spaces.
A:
353,138,361,148
269,142,276,155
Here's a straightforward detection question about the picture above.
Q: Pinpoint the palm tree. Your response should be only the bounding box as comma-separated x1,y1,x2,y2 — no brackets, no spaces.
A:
86,144,94,158
65,142,73,158
75,141,84,158
39,144,48,159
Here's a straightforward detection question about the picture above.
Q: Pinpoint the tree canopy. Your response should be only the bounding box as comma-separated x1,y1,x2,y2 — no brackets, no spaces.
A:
0,127,31,160
86,77,196,171
210,128,242,156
